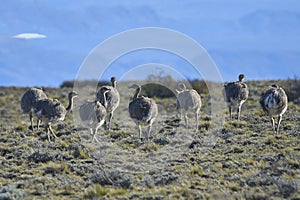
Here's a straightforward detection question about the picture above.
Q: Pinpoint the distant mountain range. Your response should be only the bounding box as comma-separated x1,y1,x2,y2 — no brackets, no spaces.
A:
0,1,299,86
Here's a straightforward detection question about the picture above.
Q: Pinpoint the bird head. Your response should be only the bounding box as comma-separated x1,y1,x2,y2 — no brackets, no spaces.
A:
177,82,187,92
100,86,111,94
238,74,245,82
111,77,116,83
68,91,78,99
271,84,280,89
129,84,141,90
111,77,117,87
35,87,44,91
53,99,61,106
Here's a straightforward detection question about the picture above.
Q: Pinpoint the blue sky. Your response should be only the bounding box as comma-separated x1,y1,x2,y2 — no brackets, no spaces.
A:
0,0,300,87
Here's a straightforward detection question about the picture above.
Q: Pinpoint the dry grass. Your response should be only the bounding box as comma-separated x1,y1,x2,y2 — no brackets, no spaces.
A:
0,80,299,199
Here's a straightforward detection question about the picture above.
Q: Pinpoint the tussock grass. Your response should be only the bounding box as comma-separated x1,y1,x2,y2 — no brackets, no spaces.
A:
0,81,299,198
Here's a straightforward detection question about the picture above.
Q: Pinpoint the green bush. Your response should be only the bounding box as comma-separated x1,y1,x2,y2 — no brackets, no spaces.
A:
60,80,111,89
60,80,74,88
284,76,300,103
189,79,209,95
142,83,175,98
142,75,209,98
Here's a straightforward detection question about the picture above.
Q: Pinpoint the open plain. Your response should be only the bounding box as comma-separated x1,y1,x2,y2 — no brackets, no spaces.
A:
0,79,299,199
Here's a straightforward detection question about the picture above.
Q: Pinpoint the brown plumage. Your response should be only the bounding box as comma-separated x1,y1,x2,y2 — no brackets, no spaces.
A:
79,87,110,143
96,77,120,130
34,91,78,142
129,84,158,140
223,74,249,121
176,82,202,131
20,87,48,130
259,84,288,135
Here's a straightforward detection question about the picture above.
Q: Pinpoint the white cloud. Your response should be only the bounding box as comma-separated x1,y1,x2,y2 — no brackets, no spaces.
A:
12,33,47,39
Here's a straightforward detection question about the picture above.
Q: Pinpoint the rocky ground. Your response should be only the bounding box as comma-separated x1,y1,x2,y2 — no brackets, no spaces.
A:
0,80,299,199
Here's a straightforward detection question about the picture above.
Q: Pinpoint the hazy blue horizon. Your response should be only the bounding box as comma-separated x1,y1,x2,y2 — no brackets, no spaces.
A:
1,0,300,87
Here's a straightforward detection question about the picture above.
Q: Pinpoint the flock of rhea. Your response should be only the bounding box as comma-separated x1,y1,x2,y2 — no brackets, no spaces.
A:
223,74,288,135
20,88,78,142
20,74,288,143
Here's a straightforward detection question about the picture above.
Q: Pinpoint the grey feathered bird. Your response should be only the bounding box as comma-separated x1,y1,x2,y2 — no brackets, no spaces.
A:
20,87,48,130
96,77,120,130
34,91,78,142
223,74,249,121
176,82,202,131
79,87,110,143
259,84,288,135
129,84,158,140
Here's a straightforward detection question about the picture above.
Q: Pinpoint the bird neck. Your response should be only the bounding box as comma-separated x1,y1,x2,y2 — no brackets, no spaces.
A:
181,84,187,91
66,96,75,113
102,91,109,107
111,80,117,88
133,86,141,99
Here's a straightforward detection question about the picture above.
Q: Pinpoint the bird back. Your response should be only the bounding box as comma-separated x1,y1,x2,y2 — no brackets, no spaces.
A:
177,90,201,110
21,88,47,113
96,86,120,111
95,101,107,122
260,86,288,115
224,82,249,103
79,101,106,125
35,99,66,121
129,97,157,122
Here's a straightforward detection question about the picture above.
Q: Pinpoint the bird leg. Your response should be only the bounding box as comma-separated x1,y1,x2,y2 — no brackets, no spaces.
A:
183,111,188,129
136,123,142,140
276,114,283,135
104,112,112,131
229,106,232,123
48,125,58,139
45,125,52,143
146,123,153,141
195,109,200,132
104,121,108,130
269,115,276,133
177,111,181,121
29,113,34,131
107,112,114,131
237,105,242,121
92,128,100,143
37,119,41,130
176,102,182,120
92,136,100,143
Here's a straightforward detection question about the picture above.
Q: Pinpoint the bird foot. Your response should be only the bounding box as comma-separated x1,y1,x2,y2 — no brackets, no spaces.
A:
47,136,54,143
29,125,34,131
92,136,100,143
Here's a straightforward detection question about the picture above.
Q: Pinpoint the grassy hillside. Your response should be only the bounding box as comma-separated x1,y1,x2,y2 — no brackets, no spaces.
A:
0,80,299,199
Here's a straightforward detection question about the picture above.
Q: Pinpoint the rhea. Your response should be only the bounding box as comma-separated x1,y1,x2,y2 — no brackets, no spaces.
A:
20,87,48,130
259,84,288,135
176,82,202,131
129,84,158,140
79,87,110,143
34,91,78,142
96,77,120,130
223,74,249,121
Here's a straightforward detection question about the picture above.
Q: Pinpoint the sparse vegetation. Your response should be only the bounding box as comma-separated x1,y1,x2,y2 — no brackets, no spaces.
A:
60,79,112,89
285,76,300,103
0,78,299,199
